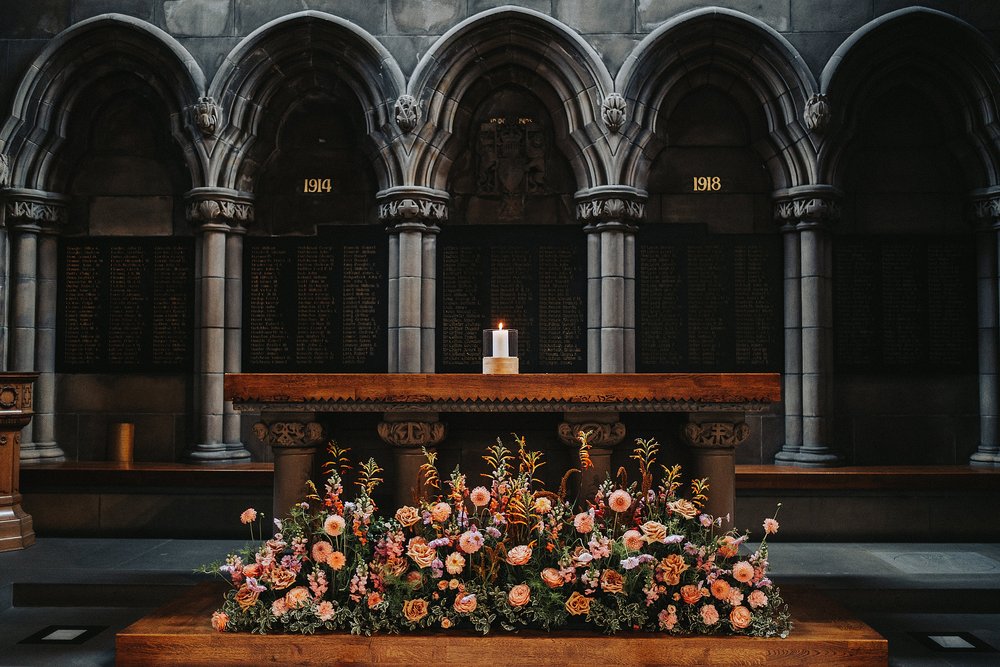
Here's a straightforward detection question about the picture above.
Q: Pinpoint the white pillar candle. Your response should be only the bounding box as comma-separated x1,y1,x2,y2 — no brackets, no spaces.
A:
492,323,509,357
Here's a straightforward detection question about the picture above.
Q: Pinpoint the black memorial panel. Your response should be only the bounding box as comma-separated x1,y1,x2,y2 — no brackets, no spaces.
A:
57,238,194,373
243,227,387,372
437,226,586,372
636,225,782,372
833,236,976,372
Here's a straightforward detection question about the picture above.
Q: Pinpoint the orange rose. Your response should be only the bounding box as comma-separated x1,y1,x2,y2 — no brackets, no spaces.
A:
242,563,261,579
600,569,624,594
710,578,732,601
668,499,698,519
407,537,437,569
564,591,592,616
659,554,689,586
507,584,531,607
234,584,260,611
680,584,701,605
441,617,452,629
382,557,409,579
267,567,296,590
730,605,752,629
406,571,424,589
718,536,740,559
640,521,667,544
540,567,564,588
211,611,228,632
453,593,477,614
395,506,421,528
506,545,532,566
403,598,429,622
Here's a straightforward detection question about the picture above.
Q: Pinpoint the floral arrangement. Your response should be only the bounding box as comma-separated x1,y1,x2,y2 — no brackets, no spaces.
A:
205,434,790,637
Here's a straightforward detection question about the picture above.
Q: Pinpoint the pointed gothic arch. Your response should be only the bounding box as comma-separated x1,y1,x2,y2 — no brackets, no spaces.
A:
207,11,407,194
0,13,206,191
406,6,615,194
616,7,818,193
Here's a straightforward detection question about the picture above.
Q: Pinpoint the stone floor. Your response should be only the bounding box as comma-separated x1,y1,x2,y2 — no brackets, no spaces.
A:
0,539,998,666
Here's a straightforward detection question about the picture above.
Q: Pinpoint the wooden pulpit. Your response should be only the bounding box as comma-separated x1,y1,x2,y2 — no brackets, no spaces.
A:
0,372,37,552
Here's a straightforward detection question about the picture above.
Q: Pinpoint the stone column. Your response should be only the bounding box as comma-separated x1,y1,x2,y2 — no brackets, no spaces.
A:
681,417,751,526
557,415,626,502
377,413,445,508
223,223,247,455
970,194,1000,466
772,189,842,466
5,191,67,462
185,189,252,463
576,188,644,373
379,187,448,373
775,215,803,463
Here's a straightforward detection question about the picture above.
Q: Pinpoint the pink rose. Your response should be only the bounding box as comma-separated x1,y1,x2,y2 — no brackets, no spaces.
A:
700,603,720,625
505,545,532,566
507,584,531,607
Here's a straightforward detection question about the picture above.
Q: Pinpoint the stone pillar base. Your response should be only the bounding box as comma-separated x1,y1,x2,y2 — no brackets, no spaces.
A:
186,443,251,464
774,449,843,467
970,450,1000,466
31,440,65,463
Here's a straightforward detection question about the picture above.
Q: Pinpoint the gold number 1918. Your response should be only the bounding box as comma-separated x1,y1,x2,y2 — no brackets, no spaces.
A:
693,177,721,192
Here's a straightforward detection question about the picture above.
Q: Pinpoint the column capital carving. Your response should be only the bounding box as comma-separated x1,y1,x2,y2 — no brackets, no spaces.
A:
682,421,751,449
252,421,325,448
0,153,9,188
377,186,449,225
3,188,69,230
773,185,841,228
556,421,627,449
968,190,1000,229
377,420,446,448
185,187,254,230
575,186,646,225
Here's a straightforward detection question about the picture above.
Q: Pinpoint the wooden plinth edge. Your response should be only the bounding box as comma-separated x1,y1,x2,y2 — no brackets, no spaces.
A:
0,502,36,552
116,583,887,666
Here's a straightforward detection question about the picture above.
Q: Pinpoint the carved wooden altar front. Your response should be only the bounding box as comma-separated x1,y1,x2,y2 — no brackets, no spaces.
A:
0,373,37,552
225,373,780,524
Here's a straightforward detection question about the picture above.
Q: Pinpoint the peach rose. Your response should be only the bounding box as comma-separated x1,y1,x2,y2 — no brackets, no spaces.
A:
748,590,768,609
564,591,592,616
234,584,260,611
367,592,383,609
395,506,421,528
541,567,564,588
430,502,452,523
659,554,689,586
710,578,732,601
668,499,698,520
732,561,754,584
608,489,632,513
406,571,424,589
440,617,452,629
268,567,296,590
403,598,429,622
622,529,645,551
453,593,477,614
284,586,310,609
242,563,261,580
505,545,532,566
470,486,491,507
730,605,752,629
701,603,719,625
680,584,702,605
407,537,437,568
323,514,346,537
327,550,347,570
211,611,228,632
271,598,288,616
507,584,531,607
600,569,624,594
640,521,667,544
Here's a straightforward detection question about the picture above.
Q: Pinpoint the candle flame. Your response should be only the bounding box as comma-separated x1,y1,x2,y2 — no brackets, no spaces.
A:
498,322,504,330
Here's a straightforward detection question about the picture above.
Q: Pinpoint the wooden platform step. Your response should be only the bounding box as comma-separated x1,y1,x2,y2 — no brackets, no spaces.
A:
116,583,887,666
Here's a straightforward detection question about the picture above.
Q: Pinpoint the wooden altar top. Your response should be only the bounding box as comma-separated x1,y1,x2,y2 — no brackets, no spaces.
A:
224,373,780,413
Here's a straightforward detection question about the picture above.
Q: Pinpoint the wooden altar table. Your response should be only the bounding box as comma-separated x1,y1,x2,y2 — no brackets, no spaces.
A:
225,373,780,523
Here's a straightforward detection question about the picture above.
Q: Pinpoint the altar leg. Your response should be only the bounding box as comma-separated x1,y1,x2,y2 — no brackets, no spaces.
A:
681,417,751,527
557,413,626,503
378,413,445,508
253,418,325,524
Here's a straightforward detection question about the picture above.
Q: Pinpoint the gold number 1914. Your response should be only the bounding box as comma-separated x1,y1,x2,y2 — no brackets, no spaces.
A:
693,177,721,192
303,178,332,193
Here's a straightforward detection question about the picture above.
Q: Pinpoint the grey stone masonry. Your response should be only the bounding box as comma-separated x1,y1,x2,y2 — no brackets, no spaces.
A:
970,192,1000,466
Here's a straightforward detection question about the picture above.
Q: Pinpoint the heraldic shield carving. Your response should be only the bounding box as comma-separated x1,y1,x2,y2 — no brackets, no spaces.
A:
476,117,546,219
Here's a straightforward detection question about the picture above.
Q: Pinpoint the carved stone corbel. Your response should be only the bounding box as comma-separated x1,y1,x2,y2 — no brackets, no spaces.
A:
682,421,751,448
252,421,325,447
377,421,446,448
556,421,626,449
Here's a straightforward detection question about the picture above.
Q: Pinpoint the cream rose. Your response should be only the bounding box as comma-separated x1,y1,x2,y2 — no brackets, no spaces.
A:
668,498,699,520
505,545,532,566
407,537,437,568
640,521,667,544
395,506,421,528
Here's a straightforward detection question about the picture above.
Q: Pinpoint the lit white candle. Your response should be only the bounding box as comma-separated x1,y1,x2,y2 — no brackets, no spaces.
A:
492,322,509,357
